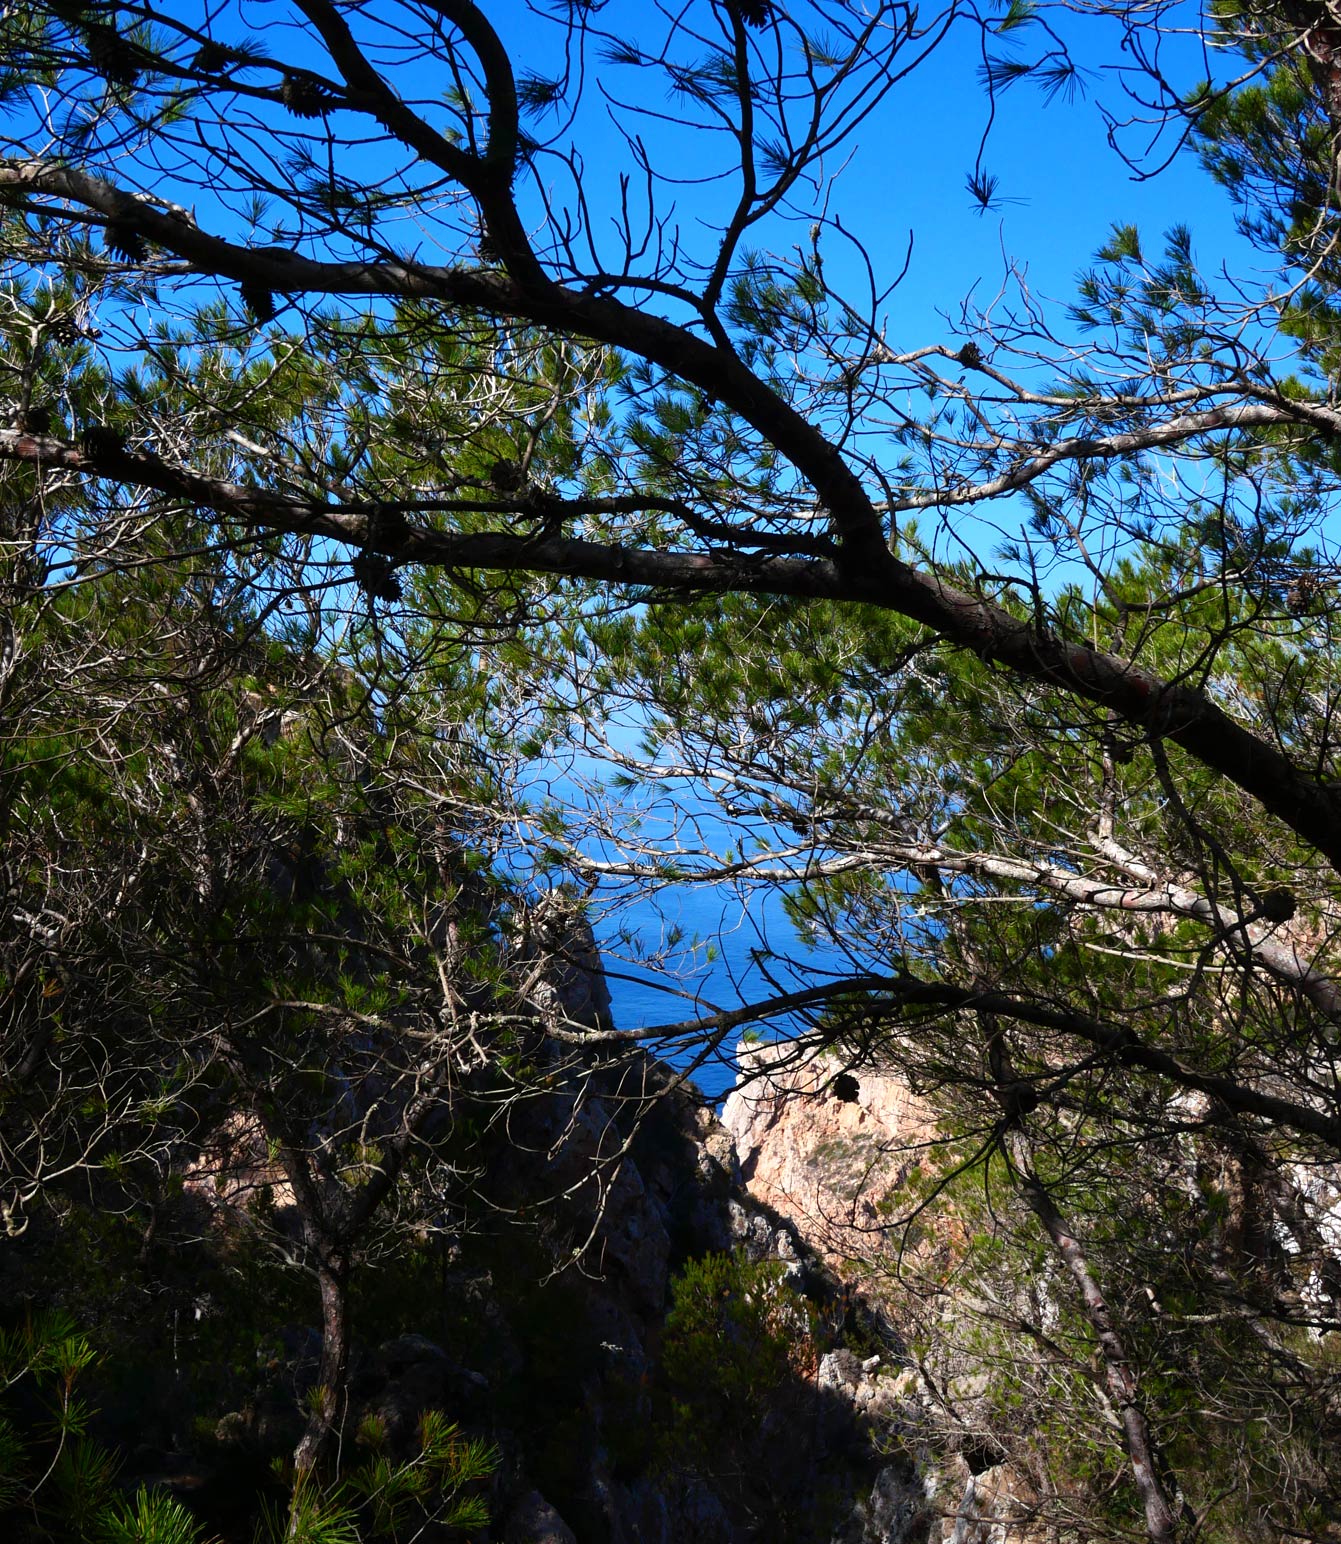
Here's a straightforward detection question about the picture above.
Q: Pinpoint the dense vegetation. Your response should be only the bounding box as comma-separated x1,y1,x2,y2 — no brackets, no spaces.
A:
3,1,1341,1539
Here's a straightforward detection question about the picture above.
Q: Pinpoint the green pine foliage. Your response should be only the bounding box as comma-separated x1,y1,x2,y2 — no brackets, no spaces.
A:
5,5,1341,1538
0,1312,216,1544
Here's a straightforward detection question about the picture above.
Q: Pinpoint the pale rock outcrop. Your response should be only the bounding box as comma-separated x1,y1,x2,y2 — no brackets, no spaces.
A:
724,1043,1048,1544
723,1041,938,1271
181,1110,297,1216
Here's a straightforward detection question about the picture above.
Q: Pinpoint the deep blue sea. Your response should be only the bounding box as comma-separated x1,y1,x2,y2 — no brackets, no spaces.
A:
592,880,798,1105
522,747,840,1105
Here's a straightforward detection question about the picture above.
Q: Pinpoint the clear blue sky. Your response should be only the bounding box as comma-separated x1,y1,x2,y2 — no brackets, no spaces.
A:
11,3,1270,1092
507,2,1256,354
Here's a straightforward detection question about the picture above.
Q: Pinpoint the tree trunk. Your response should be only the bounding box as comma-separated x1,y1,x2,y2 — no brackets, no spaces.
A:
291,1254,350,1489
983,1017,1188,1544
1010,1135,1186,1544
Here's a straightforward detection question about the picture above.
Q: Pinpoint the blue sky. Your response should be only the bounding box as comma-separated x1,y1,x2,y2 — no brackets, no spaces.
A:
7,3,1280,1091
11,3,1257,377
505,2,1258,351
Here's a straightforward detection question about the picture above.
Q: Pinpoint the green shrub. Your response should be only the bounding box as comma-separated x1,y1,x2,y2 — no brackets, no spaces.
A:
0,1311,213,1543
97,1488,207,1544
660,1250,817,1462
263,1410,496,1543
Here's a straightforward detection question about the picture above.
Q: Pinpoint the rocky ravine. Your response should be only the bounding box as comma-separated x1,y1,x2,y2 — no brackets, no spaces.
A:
470,1037,1036,1544
474,1045,947,1544
90,1029,1032,1544
721,1042,1041,1544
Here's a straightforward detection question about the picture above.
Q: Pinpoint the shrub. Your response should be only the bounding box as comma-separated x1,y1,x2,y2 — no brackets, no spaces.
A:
661,1250,818,1461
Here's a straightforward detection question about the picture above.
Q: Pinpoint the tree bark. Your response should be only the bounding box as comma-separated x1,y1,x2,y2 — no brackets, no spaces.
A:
983,1017,1188,1544
291,1253,351,1489
1014,1158,1183,1544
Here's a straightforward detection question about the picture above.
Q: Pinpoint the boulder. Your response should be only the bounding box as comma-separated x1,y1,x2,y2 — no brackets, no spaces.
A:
504,1489,578,1544
354,1335,490,1453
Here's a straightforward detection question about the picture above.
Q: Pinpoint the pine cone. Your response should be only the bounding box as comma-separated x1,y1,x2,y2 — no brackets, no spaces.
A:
1286,573,1319,615
476,223,501,265
281,74,337,119
47,317,81,345
104,214,147,263
51,0,105,26
957,341,984,369
83,21,142,88
80,423,129,462
191,40,232,74
239,283,277,324
17,405,54,435
489,458,526,492
729,0,776,28
351,552,402,602
1258,886,1297,924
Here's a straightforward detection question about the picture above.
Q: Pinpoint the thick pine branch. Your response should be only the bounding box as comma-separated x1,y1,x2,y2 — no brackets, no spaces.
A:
540,968,1341,1153
6,405,1341,873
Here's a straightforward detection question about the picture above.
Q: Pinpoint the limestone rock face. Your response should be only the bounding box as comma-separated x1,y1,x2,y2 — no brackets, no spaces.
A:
722,1045,1051,1544
504,1489,579,1544
723,1042,938,1270
514,1079,673,1314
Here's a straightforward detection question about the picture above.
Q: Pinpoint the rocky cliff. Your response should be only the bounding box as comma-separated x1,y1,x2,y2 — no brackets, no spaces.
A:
723,1042,939,1274
449,1037,1041,1544
458,1046,941,1544
2,1025,1038,1544
722,1043,1042,1544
